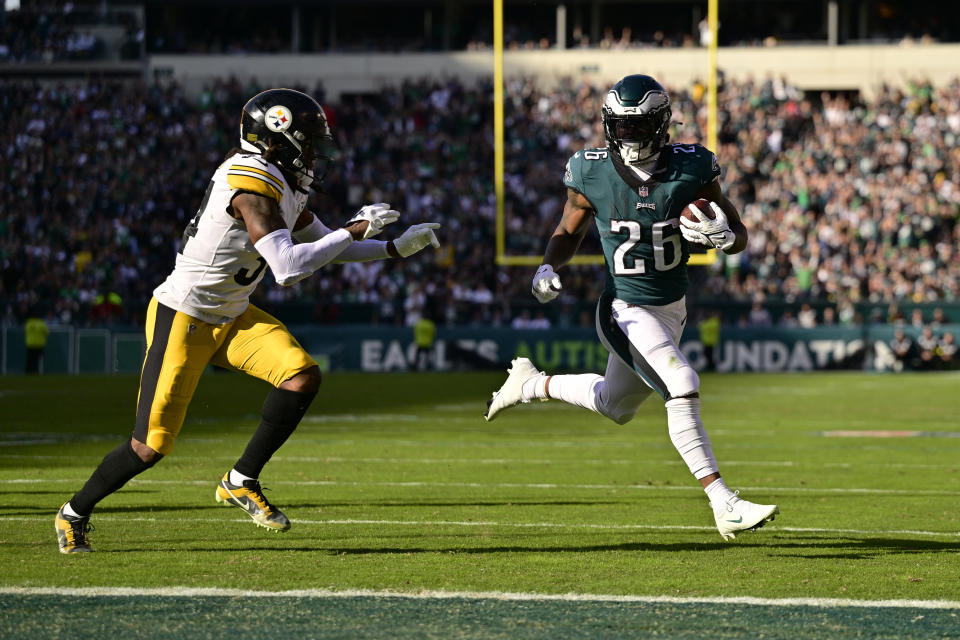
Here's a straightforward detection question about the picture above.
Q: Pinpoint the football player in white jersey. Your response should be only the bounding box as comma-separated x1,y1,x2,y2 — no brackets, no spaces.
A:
55,89,442,553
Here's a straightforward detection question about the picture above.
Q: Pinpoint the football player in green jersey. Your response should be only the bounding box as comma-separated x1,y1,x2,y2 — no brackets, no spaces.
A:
486,75,778,540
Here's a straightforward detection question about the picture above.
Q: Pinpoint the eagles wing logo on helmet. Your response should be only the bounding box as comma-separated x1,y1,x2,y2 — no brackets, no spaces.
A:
601,74,672,166
265,106,293,133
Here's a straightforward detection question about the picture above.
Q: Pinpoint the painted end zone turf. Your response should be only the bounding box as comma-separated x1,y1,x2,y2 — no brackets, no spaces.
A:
1,588,958,640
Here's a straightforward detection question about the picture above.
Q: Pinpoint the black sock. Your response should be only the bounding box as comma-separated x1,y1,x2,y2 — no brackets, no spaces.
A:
234,387,317,479
70,442,157,516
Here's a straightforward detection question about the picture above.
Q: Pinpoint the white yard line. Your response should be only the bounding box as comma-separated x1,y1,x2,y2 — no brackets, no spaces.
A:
2,514,958,539
0,586,956,610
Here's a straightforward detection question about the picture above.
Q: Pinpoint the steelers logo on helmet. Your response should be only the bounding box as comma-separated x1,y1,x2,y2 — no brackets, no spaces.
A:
265,106,293,133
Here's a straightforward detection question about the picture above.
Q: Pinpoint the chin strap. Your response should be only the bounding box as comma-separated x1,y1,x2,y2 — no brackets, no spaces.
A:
622,149,660,172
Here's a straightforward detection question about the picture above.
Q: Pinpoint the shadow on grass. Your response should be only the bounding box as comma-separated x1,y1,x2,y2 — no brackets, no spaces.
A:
96,535,960,557
0,490,155,496
301,500,625,508
101,540,735,554
0,503,220,517
769,537,960,559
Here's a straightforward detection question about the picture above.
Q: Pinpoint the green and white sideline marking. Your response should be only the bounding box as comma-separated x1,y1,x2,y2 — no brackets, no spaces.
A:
2,587,958,609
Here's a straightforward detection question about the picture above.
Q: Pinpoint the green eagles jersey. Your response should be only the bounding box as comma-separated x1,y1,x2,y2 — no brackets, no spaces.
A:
563,143,721,305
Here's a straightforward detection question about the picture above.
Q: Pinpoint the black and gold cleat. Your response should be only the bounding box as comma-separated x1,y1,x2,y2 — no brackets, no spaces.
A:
55,503,93,554
215,473,291,532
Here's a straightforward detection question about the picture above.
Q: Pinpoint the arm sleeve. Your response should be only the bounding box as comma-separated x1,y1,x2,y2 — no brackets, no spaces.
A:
254,227,353,286
334,241,390,263
292,213,389,262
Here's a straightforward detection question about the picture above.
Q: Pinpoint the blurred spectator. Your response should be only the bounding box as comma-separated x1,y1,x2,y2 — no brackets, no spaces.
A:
698,312,721,371
779,310,799,327
910,308,925,329
413,315,436,371
511,310,533,329
837,299,857,325
916,326,939,369
24,309,49,374
889,328,915,372
528,310,552,330
797,304,817,328
91,292,124,325
748,301,772,326
888,305,907,326
931,307,948,329
821,306,837,326
938,332,957,369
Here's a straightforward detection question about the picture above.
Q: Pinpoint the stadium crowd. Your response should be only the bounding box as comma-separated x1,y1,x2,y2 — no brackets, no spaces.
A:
1,72,958,334
0,9,102,62
0,6,142,62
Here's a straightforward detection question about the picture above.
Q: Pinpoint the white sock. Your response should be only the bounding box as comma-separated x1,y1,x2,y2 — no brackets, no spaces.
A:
705,478,736,508
521,374,548,402
62,502,84,518
229,468,256,485
541,373,604,413
664,396,719,480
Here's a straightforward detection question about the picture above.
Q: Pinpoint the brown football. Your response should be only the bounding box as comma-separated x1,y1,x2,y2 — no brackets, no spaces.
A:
682,199,715,222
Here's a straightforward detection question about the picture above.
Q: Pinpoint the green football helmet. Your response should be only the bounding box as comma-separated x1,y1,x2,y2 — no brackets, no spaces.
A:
601,74,672,165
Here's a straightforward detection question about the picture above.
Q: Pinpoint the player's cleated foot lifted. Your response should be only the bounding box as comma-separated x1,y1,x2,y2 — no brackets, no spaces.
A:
216,473,291,532
712,492,779,540
55,503,93,554
485,357,544,421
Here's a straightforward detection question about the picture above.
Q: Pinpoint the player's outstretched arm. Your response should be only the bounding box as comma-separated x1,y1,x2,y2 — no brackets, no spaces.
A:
293,212,440,263
694,179,748,254
235,193,376,286
533,189,594,303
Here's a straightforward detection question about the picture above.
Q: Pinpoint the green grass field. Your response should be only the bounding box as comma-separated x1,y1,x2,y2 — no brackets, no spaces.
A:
1,371,959,638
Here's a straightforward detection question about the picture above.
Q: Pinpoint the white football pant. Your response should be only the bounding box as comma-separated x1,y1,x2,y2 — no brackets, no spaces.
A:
542,295,718,480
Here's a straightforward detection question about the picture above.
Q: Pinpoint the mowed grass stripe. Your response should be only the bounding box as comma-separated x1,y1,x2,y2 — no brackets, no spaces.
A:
0,477,954,496
2,453,956,470
2,586,959,609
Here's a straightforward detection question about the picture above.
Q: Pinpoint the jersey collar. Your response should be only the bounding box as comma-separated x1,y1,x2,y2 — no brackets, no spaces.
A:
610,147,669,189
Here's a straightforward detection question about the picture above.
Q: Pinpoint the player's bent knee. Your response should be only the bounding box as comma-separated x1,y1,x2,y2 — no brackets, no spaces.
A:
598,396,638,425
607,411,636,426
130,438,163,467
280,366,322,394
668,366,700,399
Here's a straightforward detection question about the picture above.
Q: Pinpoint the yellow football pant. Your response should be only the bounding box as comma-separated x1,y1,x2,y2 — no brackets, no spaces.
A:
133,297,316,455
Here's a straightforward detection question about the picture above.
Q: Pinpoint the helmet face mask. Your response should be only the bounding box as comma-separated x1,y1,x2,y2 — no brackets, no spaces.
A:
602,75,672,165
240,89,338,190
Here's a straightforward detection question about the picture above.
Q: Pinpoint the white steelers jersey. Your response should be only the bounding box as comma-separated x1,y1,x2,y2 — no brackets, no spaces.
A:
153,153,308,323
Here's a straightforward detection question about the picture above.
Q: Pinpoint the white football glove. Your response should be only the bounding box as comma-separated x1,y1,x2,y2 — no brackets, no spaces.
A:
393,223,441,258
532,264,562,303
679,201,736,251
346,203,400,240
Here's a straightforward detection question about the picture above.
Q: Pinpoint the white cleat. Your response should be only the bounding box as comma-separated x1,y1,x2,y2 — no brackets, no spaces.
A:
712,492,779,540
484,358,543,421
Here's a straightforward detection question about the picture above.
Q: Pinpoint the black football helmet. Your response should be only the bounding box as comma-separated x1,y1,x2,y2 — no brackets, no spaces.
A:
601,75,672,165
239,88,338,190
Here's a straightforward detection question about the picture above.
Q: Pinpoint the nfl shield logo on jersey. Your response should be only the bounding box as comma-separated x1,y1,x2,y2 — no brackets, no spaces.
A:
265,106,293,132
638,186,648,197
